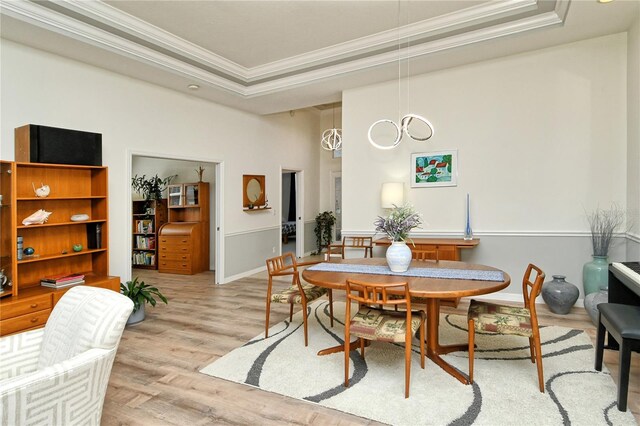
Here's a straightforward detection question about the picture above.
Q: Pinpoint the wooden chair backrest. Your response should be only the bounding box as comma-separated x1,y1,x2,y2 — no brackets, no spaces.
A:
522,263,546,321
412,249,438,261
346,279,411,309
266,252,297,276
343,236,373,249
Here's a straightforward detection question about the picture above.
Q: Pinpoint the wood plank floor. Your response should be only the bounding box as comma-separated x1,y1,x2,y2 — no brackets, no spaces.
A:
102,263,639,425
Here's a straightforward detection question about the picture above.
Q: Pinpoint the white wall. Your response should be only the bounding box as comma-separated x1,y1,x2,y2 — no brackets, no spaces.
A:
342,33,629,298
0,39,321,283
627,16,640,259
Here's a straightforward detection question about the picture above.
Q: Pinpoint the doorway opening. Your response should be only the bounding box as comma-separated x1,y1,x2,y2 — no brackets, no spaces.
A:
129,153,224,283
281,168,304,258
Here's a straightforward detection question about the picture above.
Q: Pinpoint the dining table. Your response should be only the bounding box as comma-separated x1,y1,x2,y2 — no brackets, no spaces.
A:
302,257,511,385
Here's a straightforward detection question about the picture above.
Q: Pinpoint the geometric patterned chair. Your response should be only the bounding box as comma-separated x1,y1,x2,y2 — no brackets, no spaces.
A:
0,286,134,425
467,263,546,392
265,252,333,347
344,279,426,398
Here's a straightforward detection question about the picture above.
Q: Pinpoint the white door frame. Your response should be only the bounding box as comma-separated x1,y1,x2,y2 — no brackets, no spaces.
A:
127,149,225,284
330,171,342,243
280,167,304,258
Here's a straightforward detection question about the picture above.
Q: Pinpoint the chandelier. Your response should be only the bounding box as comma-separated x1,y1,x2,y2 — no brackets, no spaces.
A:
321,104,342,151
368,2,434,150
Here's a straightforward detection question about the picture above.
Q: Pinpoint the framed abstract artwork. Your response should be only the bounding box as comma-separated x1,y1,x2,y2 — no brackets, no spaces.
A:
411,150,458,188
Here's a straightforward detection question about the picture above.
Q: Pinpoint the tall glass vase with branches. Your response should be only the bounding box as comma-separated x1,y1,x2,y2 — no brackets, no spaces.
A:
583,204,626,296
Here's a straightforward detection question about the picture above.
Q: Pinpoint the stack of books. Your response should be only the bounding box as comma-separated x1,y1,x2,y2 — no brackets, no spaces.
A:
40,273,85,289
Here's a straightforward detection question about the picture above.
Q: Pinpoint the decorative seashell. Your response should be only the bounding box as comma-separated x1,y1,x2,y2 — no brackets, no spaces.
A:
22,209,52,226
70,214,90,222
32,182,50,198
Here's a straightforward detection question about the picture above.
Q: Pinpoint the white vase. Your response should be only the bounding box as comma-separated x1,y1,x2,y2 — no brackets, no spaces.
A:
386,241,412,272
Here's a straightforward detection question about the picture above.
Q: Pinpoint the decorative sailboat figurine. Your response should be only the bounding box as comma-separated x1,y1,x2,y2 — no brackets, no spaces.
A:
464,193,473,240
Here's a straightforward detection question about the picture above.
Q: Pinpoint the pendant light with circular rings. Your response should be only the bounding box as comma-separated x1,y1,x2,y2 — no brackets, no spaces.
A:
368,114,434,149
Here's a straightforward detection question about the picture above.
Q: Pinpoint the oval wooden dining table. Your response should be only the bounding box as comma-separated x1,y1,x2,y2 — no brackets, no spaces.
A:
302,257,511,385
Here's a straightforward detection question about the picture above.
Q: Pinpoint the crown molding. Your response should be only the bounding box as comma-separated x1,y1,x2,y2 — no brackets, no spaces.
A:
1,0,571,98
247,0,539,79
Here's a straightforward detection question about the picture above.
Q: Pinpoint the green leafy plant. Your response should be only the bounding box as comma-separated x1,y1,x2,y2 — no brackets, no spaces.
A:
131,174,177,202
313,211,337,254
120,277,168,313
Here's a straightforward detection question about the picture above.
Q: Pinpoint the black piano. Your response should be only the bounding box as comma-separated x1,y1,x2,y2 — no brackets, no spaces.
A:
607,261,640,351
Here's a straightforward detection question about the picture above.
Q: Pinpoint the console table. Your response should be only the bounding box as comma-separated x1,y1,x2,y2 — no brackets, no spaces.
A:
374,238,480,261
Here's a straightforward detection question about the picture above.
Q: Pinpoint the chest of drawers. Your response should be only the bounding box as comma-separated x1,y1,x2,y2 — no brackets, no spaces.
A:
158,222,202,275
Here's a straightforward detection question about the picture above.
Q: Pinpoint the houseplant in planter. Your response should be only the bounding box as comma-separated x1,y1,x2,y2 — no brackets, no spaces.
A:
374,203,422,272
583,205,625,296
121,277,168,324
131,173,177,211
313,211,337,255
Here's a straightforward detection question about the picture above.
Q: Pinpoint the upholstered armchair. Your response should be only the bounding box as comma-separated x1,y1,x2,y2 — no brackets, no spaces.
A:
0,286,133,425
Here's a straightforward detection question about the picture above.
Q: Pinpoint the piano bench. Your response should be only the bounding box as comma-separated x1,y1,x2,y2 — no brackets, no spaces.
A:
595,303,640,412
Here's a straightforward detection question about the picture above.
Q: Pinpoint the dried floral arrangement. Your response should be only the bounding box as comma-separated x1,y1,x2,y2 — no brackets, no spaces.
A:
586,204,625,257
374,203,422,242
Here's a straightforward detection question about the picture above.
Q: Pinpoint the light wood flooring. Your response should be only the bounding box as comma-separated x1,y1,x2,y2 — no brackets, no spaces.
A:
102,263,639,425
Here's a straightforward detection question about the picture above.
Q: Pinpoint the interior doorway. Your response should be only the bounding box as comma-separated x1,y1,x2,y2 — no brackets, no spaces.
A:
129,153,223,283
281,168,304,258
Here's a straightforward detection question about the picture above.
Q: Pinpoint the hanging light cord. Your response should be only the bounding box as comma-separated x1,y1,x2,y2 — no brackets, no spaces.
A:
367,0,434,150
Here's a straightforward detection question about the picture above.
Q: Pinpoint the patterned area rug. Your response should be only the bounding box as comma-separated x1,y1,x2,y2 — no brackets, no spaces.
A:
200,301,636,426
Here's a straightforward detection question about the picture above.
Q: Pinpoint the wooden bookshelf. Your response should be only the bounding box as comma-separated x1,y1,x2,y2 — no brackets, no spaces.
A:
132,199,167,270
0,161,119,336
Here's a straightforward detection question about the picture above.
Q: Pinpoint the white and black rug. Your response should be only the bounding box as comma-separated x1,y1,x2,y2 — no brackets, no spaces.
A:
200,301,636,425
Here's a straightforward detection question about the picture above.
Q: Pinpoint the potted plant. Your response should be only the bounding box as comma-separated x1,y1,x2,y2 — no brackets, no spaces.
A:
313,211,337,255
374,203,422,272
131,174,177,205
120,277,168,325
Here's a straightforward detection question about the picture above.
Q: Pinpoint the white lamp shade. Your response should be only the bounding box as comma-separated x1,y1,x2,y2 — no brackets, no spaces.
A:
381,182,404,208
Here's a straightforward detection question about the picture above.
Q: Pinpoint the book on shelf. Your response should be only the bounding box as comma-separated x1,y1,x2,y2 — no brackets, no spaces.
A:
41,279,85,289
135,219,154,234
40,273,86,284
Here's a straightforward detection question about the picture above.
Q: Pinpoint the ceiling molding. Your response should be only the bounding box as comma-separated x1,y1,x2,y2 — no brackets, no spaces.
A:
1,0,570,98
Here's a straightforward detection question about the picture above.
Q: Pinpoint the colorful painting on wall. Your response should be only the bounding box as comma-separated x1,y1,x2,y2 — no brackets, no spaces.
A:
411,150,458,187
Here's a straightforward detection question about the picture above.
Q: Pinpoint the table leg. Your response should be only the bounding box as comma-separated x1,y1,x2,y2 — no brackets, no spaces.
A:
317,339,364,356
426,298,470,385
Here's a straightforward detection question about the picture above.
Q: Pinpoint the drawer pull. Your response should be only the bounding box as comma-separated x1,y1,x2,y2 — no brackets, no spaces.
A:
31,318,38,323
30,304,38,308
182,256,186,259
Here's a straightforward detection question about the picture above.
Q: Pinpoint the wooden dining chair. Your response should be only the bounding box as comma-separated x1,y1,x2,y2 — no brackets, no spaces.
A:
344,279,426,398
467,263,546,392
408,249,461,308
265,252,334,346
327,236,373,261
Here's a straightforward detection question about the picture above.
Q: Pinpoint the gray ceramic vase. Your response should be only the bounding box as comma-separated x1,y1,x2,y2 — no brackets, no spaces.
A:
584,289,609,326
541,275,579,315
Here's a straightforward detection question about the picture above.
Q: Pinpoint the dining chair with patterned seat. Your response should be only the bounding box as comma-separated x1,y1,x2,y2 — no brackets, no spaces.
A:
344,279,426,398
467,263,546,392
265,252,333,346
327,236,373,261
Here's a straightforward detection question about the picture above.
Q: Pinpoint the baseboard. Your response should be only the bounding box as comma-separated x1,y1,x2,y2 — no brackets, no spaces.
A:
222,265,266,284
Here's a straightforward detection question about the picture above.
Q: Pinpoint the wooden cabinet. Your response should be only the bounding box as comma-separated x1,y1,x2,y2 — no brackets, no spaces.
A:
158,223,202,274
0,161,119,336
132,199,167,269
163,182,209,273
374,238,479,261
